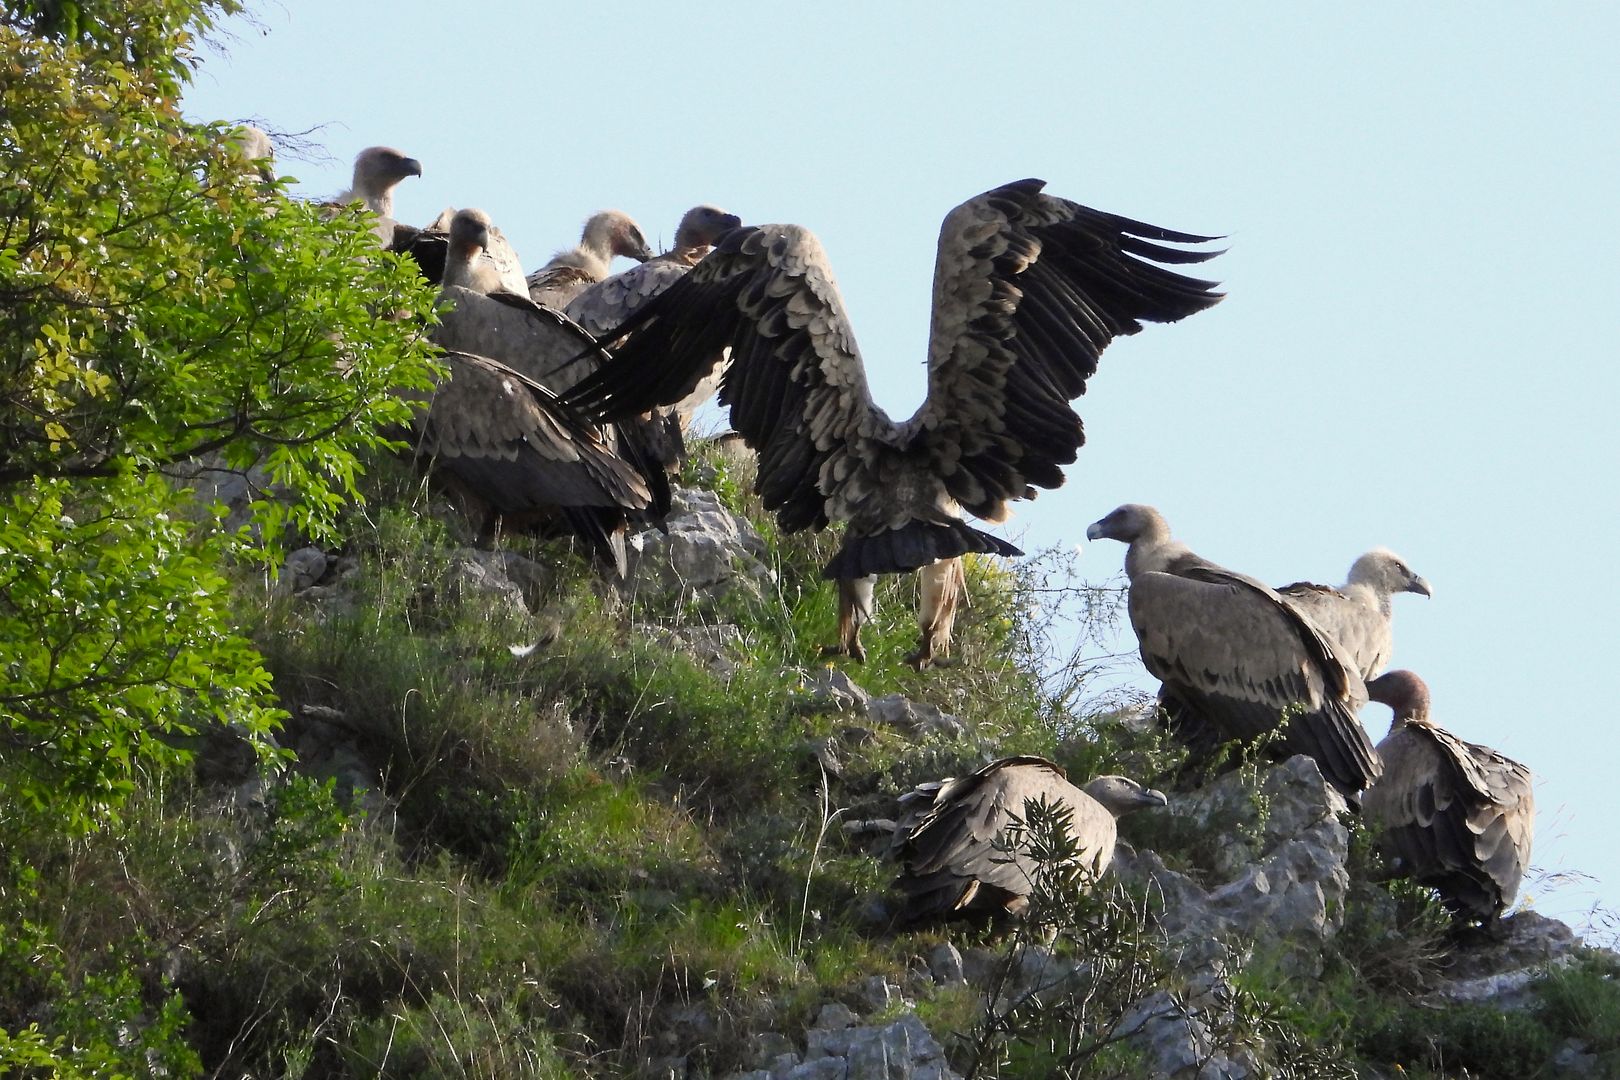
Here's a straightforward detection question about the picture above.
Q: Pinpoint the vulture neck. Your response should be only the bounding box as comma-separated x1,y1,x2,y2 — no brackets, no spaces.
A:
1342,577,1395,619
442,244,481,290
365,187,393,217
1122,520,1191,581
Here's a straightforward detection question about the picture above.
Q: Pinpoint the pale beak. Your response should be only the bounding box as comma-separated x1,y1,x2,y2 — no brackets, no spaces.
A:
1085,520,1107,541
1409,576,1433,598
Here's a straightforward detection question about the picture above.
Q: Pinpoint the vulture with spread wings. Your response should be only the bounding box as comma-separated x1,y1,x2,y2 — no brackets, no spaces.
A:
565,179,1223,665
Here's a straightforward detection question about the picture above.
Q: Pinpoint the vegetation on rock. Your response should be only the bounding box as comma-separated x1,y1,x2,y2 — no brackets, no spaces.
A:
0,4,1614,1078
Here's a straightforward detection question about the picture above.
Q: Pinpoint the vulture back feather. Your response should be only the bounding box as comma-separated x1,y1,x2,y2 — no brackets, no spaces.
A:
1087,504,1381,799
564,180,1223,582
892,756,1165,924
1362,671,1534,921
1278,549,1432,680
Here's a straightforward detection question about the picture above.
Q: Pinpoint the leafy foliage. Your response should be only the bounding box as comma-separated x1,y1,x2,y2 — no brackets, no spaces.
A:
0,0,438,828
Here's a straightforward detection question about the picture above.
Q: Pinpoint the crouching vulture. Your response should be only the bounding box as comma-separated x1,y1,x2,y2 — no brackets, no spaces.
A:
1279,550,1432,680
564,179,1224,669
1362,670,1534,925
1085,504,1382,800
892,756,1166,924
325,146,423,246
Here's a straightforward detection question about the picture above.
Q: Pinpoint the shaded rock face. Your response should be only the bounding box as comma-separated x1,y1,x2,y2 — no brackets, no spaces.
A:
1115,755,1352,977
626,488,774,610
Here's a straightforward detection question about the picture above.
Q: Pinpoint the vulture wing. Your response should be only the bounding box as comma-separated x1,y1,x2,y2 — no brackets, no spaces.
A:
565,259,694,339
909,179,1223,523
1131,566,1380,797
527,264,600,309
895,756,1115,921
405,351,651,513
1367,727,1535,917
566,183,1222,578
1279,581,1391,680
564,222,894,547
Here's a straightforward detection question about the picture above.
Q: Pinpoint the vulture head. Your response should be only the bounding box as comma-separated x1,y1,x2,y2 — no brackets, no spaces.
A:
448,207,495,259
1084,503,1169,545
349,146,424,213
673,205,744,253
1366,669,1434,729
582,210,654,264
1081,775,1169,817
1347,548,1432,600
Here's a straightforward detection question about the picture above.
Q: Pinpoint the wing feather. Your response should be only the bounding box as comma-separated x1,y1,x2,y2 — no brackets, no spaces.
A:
915,180,1222,521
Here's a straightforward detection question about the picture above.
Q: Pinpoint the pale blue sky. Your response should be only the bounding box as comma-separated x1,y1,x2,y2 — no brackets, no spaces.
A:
184,2,1620,932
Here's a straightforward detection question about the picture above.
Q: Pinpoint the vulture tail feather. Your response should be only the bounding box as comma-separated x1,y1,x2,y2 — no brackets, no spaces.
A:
821,522,1022,580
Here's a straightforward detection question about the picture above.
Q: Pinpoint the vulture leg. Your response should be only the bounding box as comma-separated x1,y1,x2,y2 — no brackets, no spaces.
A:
906,557,966,671
823,575,877,663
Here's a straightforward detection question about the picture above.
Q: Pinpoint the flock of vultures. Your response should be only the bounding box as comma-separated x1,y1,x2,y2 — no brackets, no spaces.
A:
283,137,1535,933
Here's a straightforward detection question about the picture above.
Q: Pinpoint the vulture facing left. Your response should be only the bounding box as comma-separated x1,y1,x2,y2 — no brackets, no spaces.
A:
1086,504,1382,799
1362,670,1535,925
892,756,1166,924
565,179,1224,666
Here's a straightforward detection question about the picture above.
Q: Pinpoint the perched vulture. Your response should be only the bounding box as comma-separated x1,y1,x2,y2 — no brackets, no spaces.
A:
892,756,1166,924
1362,670,1534,924
423,211,674,573
526,210,655,309
1277,550,1432,680
399,350,654,545
565,206,744,337
329,146,422,238
224,124,274,180
564,179,1223,667
565,205,744,433
392,206,529,295
1085,504,1382,799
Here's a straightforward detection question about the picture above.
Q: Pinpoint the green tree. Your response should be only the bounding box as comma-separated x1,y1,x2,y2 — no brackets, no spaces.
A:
0,0,440,829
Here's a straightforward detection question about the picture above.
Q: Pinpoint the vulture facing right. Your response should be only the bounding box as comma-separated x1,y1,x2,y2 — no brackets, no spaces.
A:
1086,504,1382,799
565,179,1225,667
1279,549,1432,680
1362,670,1535,924
526,210,655,309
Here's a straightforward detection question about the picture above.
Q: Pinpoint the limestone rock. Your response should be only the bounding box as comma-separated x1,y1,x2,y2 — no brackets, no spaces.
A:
626,487,773,609
866,695,966,740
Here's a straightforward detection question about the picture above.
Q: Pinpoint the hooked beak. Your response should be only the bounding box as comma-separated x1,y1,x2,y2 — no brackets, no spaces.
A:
1084,520,1108,541
401,157,423,178
1408,576,1433,598
1141,788,1169,808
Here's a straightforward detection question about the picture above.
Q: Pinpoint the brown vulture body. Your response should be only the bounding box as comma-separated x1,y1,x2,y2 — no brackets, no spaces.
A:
417,209,674,576
564,180,1223,666
892,756,1166,923
1278,549,1432,680
1086,504,1382,799
526,210,654,309
399,350,653,533
1362,671,1534,923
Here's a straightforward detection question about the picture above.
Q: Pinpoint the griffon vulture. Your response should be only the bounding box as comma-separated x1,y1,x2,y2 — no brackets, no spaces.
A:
1362,670,1534,924
427,210,674,573
389,206,527,294
564,206,744,338
1278,550,1432,680
1085,504,1382,799
322,146,422,246
526,210,655,309
399,350,654,557
563,179,1224,667
892,756,1166,924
